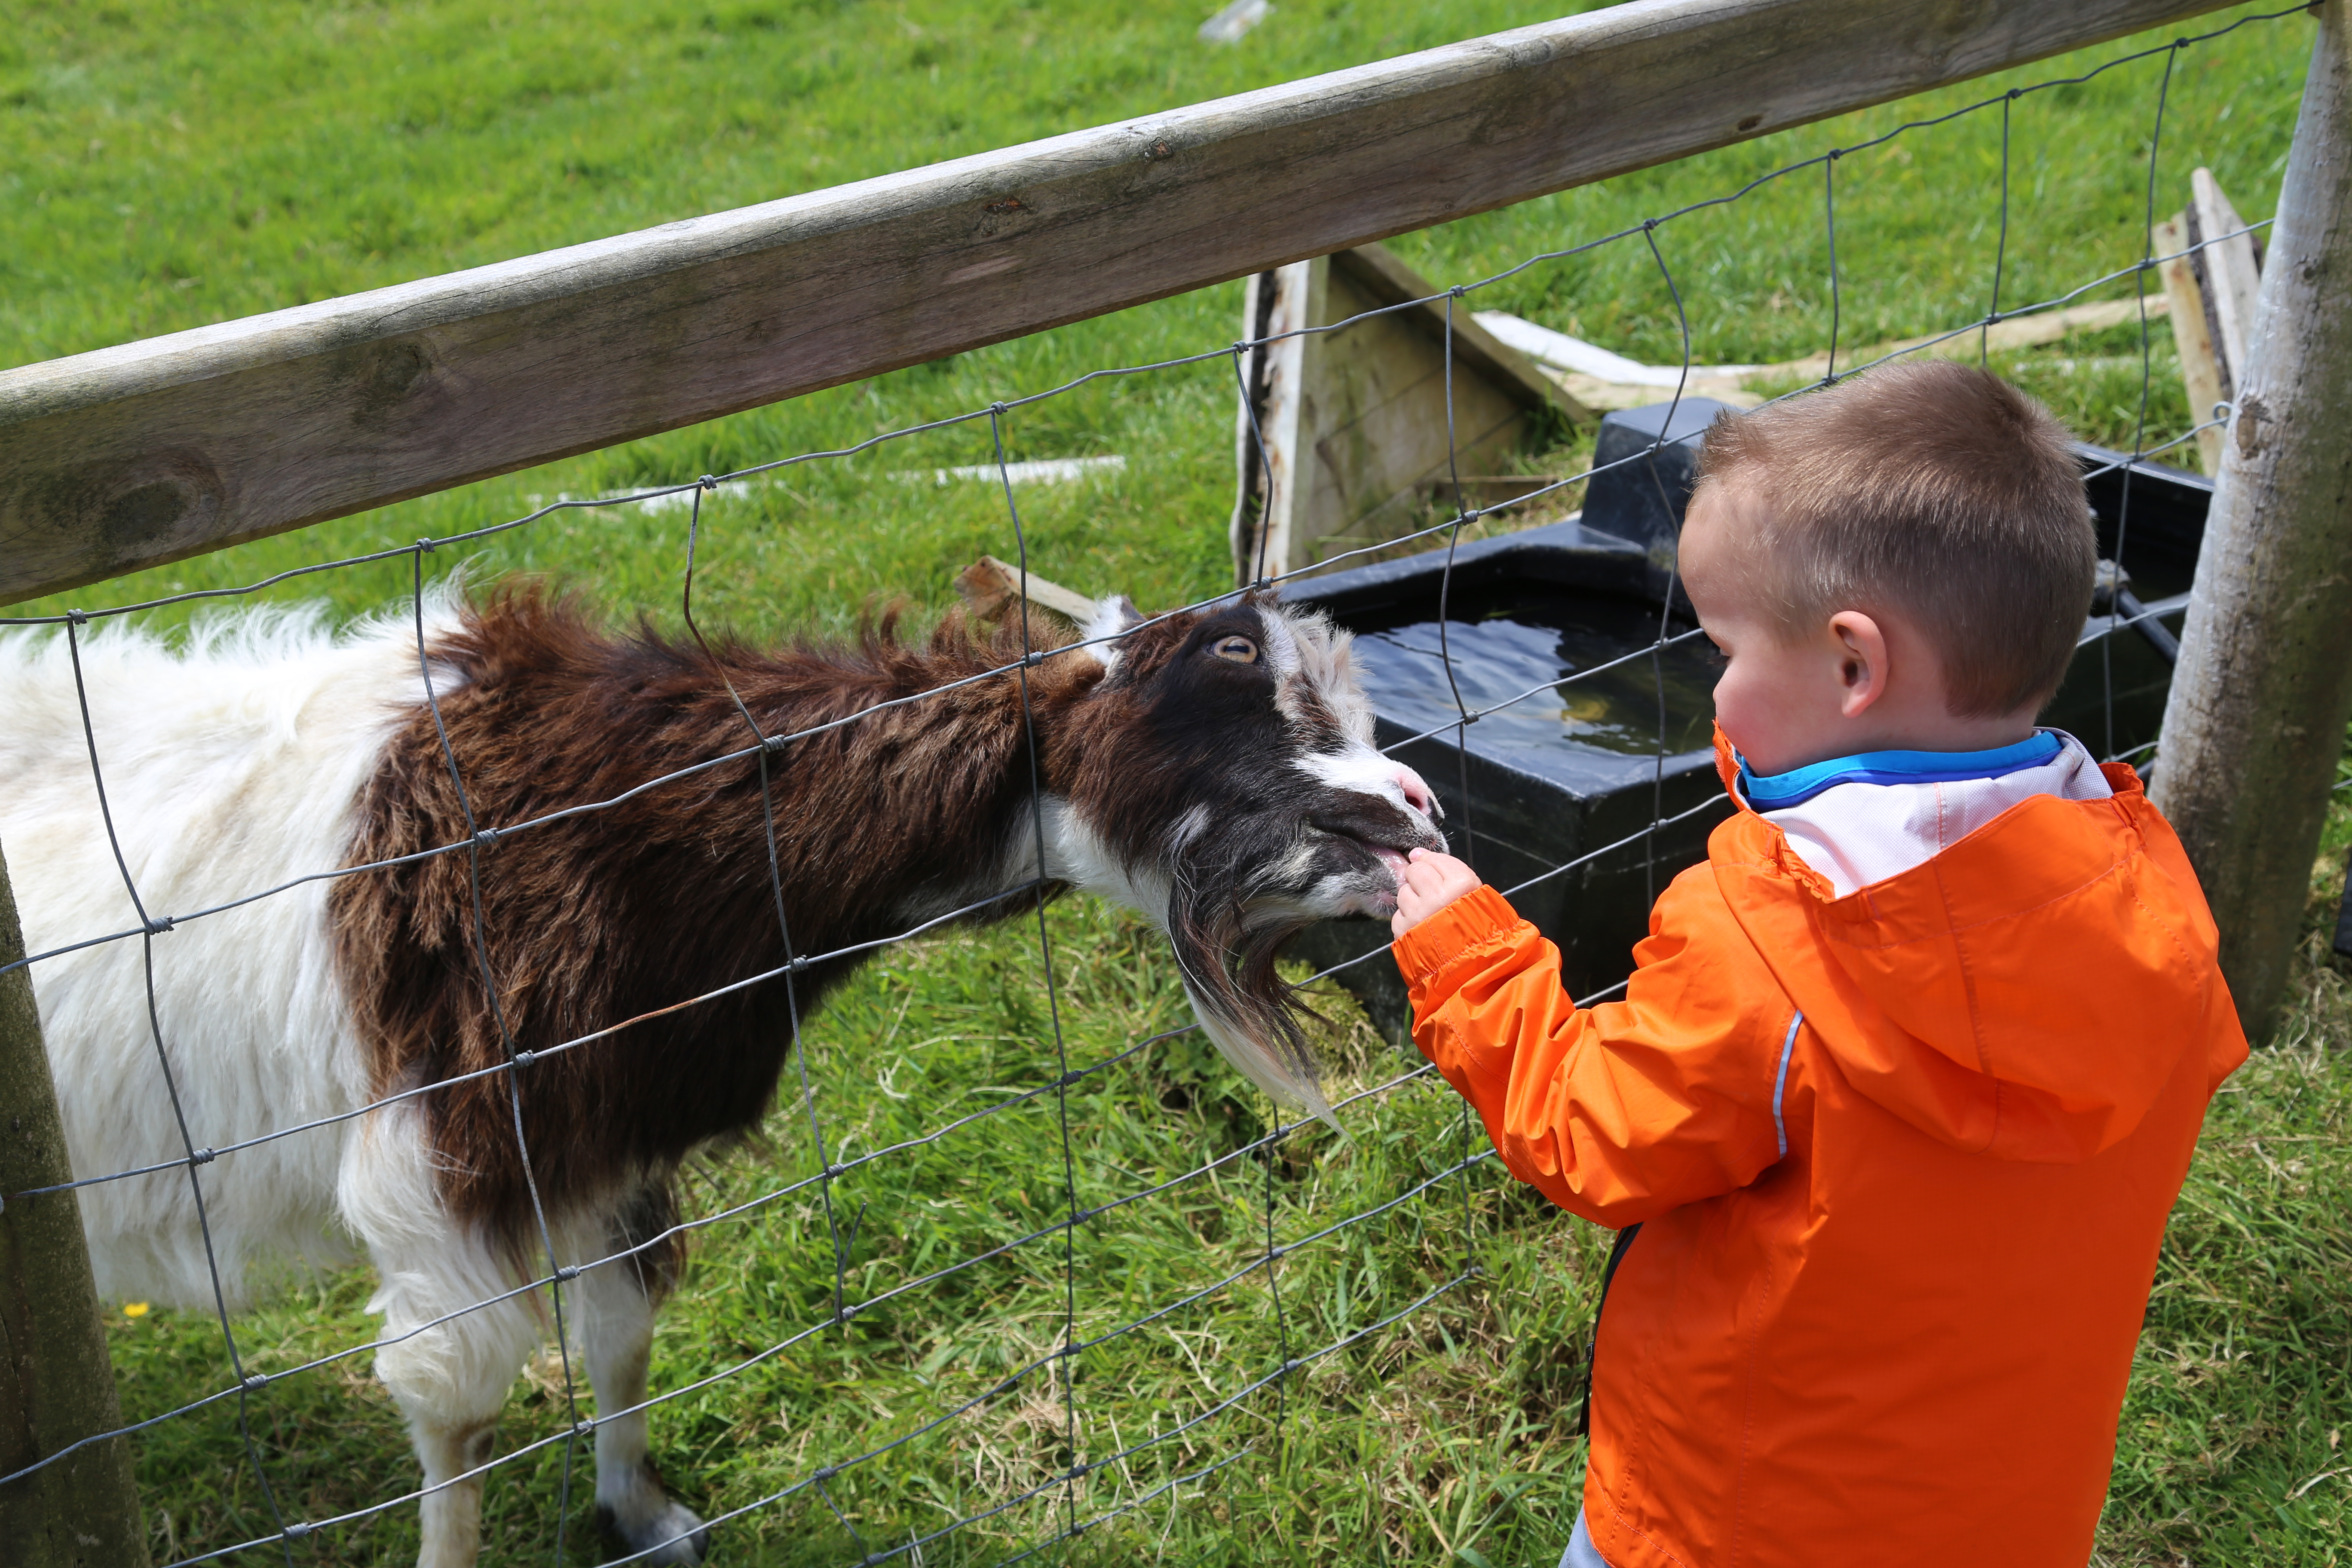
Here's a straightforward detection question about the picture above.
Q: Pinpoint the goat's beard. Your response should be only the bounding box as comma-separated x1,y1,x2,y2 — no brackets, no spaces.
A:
1164,854,1338,1130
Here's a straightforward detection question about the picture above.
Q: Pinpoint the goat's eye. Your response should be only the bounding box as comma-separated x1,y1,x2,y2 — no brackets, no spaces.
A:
1210,635,1259,665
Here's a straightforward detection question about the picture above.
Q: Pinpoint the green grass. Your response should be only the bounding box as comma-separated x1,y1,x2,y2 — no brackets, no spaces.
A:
13,1,2349,1563
2100,813,2352,1565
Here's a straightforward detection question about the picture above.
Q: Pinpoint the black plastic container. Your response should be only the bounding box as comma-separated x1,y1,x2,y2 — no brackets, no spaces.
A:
1280,401,2211,1041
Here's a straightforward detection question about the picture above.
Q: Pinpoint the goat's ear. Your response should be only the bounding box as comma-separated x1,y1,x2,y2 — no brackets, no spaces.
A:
1078,595,1143,675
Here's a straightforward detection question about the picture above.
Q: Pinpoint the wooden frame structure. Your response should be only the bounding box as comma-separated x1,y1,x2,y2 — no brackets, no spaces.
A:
1230,242,1574,583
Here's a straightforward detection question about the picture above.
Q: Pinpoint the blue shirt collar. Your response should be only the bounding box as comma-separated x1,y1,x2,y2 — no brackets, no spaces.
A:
1736,730,2066,812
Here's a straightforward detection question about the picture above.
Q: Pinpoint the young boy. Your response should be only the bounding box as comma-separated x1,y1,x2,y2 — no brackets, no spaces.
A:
1389,361,2248,1568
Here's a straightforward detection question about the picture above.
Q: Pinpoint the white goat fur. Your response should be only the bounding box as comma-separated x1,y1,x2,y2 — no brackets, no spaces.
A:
0,603,450,1310
1,595,718,1565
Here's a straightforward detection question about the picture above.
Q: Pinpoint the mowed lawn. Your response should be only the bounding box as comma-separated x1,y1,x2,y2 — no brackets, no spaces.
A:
9,2,2351,1564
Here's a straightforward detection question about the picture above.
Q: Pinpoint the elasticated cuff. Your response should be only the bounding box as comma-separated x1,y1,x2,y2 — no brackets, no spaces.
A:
1390,884,1523,988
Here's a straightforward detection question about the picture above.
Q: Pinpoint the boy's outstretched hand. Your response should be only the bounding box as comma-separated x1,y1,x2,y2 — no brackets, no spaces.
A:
1391,847,1481,940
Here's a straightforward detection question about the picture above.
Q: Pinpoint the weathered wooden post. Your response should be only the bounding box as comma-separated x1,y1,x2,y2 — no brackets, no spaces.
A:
2153,0,2352,1039
0,838,150,1567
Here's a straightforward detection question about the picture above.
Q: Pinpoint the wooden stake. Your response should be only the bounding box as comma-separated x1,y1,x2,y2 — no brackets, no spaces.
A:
2153,210,2230,473
952,555,1100,625
0,837,150,1568
2152,0,2352,1038
2190,167,2265,382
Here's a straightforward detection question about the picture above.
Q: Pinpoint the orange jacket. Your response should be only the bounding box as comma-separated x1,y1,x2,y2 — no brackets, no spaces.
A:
1392,740,2245,1568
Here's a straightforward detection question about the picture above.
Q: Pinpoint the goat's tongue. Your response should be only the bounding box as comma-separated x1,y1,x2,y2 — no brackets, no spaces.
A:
1371,845,1412,884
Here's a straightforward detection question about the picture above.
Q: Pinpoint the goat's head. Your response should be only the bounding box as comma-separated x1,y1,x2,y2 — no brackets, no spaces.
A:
1043,591,1445,1125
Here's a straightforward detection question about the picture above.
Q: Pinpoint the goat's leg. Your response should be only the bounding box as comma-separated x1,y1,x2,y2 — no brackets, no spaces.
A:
370,1232,539,1568
576,1239,708,1563
343,1108,538,1568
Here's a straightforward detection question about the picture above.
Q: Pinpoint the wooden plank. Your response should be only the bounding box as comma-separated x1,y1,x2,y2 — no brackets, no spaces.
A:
0,0,2246,604
1234,261,1317,581
2190,167,2265,383
1746,296,2173,385
1324,245,1582,420
952,554,1100,623
1484,294,2175,411
1231,245,1546,581
1298,251,1544,561
2153,212,2229,472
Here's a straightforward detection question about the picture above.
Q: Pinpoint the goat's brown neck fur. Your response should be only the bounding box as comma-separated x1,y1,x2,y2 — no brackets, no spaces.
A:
330,588,1098,1241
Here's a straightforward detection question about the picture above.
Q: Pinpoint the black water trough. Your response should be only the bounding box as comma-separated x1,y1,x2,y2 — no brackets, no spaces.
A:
1280,398,2212,1041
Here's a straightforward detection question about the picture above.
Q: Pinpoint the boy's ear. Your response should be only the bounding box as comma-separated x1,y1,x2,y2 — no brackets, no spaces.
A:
1829,610,1890,719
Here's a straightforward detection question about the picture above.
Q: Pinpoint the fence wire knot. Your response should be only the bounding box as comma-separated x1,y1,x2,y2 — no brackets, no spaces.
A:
144,914,174,935
189,1147,217,1166
242,1372,268,1391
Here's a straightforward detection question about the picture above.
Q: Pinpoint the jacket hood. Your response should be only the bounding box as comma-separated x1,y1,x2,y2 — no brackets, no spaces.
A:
1707,732,2244,1162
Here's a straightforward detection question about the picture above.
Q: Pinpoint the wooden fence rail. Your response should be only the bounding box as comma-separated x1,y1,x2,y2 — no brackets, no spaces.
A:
0,0,2242,606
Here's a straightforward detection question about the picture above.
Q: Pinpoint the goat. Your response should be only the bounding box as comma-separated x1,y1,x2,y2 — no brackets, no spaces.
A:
0,582,1442,1568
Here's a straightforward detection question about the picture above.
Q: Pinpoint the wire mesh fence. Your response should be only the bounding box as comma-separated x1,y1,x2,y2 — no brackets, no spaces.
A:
0,8,2308,1563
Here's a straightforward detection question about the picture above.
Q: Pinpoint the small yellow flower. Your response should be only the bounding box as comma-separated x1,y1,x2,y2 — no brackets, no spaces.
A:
122,1302,150,1319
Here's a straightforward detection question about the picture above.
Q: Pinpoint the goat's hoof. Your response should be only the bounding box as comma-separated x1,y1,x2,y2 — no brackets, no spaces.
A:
596,1499,710,1564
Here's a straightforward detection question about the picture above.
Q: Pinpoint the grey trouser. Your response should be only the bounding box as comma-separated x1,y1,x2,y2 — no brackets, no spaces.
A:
1559,1510,1612,1568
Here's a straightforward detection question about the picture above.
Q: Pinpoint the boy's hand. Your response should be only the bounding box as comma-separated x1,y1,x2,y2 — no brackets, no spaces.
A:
1391,848,1481,940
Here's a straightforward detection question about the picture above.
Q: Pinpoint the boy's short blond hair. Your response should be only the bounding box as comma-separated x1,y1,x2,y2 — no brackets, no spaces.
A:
1690,361,2096,719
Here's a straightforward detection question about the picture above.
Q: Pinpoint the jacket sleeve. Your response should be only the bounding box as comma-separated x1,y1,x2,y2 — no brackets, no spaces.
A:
1391,876,1795,1227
